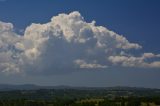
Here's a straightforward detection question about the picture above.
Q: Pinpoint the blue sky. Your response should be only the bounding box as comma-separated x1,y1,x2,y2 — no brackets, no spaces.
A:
0,0,160,88
0,0,160,52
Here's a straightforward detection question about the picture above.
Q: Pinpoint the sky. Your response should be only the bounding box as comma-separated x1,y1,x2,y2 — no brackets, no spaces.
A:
0,0,160,88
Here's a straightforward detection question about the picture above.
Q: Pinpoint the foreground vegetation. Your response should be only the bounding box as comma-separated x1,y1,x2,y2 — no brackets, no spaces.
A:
0,87,160,106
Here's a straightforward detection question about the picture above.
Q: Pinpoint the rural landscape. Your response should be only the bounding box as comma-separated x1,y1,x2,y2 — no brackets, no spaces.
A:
0,85,160,106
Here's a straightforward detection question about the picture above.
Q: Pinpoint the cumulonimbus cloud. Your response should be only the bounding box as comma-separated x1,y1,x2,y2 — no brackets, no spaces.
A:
0,11,160,75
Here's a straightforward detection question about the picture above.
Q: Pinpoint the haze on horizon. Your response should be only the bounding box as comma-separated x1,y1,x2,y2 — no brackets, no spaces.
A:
0,0,160,88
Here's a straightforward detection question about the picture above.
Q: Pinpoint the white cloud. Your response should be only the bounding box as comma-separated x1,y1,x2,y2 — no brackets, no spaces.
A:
0,11,160,75
74,59,107,69
0,21,13,31
108,53,160,68
142,53,160,59
0,21,22,74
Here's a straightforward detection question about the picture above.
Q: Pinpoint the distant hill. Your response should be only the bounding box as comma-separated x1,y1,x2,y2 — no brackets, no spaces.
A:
0,84,42,91
0,84,76,91
0,84,158,91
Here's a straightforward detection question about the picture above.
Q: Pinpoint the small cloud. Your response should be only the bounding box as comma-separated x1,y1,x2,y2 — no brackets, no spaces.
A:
74,59,108,69
108,53,160,68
